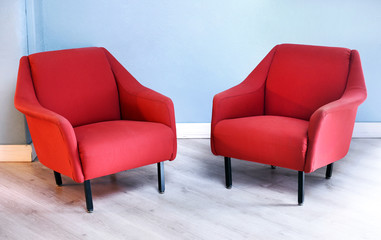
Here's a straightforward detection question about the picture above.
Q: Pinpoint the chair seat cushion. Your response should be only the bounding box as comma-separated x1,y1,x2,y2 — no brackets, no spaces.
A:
74,120,175,180
213,116,309,171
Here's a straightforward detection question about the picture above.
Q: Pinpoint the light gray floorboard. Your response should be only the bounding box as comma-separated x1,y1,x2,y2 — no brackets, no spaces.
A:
0,139,380,239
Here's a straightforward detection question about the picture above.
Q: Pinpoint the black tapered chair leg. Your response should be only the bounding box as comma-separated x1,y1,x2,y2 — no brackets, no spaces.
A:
224,157,232,189
84,180,93,213
326,163,333,179
298,171,305,206
54,171,62,186
157,162,165,194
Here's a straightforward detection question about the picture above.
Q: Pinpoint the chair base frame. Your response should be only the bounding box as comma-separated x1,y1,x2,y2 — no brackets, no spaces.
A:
326,163,333,179
224,157,232,189
52,162,166,212
157,162,165,193
54,171,62,186
84,180,93,212
223,157,334,205
298,171,304,205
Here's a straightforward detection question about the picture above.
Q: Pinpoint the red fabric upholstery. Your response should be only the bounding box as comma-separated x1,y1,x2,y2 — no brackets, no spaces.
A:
266,44,350,120
214,116,308,171
28,47,120,127
14,47,177,183
211,44,367,173
74,120,175,180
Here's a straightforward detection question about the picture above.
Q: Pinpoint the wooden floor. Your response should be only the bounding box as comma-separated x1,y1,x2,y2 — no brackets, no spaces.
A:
0,139,380,239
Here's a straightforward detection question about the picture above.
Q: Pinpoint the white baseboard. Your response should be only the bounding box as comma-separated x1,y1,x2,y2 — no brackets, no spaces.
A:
176,122,381,139
176,123,211,138
352,122,381,138
0,144,34,162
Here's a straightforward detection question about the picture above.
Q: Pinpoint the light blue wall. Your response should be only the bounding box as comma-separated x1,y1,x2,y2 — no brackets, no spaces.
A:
29,0,380,122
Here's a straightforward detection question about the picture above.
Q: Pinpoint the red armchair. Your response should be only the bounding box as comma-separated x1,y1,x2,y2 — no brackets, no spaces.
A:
211,44,367,205
14,47,177,212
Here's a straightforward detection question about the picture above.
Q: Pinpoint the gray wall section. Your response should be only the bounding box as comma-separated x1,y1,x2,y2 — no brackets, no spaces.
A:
25,0,44,54
0,0,27,144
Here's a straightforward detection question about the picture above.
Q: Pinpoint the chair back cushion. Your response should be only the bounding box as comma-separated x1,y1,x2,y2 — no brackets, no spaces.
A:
265,44,350,120
28,47,120,127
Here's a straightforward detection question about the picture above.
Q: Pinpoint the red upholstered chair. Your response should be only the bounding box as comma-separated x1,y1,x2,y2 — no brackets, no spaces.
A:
211,44,367,205
14,47,177,212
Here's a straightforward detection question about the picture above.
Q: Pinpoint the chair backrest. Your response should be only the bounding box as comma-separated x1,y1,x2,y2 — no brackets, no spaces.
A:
28,47,120,127
265,44,351,120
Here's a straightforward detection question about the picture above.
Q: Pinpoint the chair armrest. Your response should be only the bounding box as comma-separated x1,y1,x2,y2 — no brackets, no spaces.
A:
102,48,176,130
119,85,175,131
305,50,367,173
306,91,366,174
212,82,265,126
211,47,277,125
103,48,176,159
211,47,277,154
14,57,84,182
